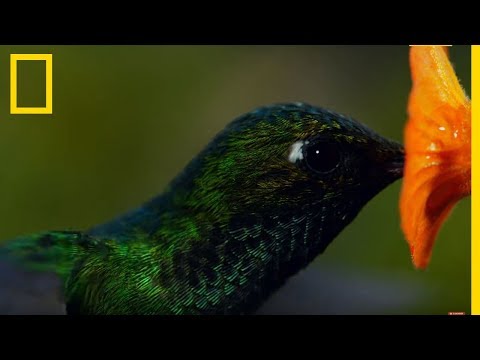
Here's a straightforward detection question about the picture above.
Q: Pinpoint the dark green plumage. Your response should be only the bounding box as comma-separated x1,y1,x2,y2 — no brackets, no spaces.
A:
1,103,403,314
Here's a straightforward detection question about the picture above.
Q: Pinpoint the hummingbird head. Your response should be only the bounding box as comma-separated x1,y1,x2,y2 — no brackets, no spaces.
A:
4,102,406,315
166,103,404,252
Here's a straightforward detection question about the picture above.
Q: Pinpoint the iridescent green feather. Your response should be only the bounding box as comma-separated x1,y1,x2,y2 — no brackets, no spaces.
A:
1,103,403,314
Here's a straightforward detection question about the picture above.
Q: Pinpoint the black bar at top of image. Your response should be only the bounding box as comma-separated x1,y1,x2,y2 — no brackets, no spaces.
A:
0,18,479,45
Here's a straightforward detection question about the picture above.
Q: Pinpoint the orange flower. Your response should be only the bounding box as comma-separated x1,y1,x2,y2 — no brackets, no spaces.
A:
400,46,471,270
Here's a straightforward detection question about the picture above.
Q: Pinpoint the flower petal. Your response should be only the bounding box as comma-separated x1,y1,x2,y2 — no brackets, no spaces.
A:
400,46,471,269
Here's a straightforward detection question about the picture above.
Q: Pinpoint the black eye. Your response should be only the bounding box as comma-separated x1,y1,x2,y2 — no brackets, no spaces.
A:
304,141,342,173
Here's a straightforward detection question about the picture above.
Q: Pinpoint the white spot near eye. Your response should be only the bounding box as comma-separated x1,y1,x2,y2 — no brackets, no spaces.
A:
288,141,305,163
439,126,446,131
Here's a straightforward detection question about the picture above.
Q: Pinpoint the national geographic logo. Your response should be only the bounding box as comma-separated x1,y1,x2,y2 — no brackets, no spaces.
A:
10,54,53,114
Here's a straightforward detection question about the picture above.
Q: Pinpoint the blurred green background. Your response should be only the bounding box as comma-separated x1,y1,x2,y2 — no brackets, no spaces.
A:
0,46,471,314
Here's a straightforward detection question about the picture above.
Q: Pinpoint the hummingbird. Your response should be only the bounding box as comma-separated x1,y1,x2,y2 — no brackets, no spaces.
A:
0,103,404,315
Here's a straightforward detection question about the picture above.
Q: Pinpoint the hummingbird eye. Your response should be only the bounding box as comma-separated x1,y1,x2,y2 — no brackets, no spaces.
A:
303,141,342,174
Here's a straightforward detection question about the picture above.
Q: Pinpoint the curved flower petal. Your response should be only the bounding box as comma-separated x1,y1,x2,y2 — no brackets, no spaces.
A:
400,46,471,269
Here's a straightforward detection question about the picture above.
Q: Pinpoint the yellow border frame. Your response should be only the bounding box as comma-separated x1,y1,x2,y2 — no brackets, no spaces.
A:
10,54,53,114
472,45,479,315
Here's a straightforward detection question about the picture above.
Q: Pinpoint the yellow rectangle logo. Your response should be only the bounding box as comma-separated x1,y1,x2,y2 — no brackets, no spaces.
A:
10,54,53,114
472,45,479,315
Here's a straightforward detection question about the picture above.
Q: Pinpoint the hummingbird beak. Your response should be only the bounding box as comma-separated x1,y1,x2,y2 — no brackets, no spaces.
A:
383,149,404,180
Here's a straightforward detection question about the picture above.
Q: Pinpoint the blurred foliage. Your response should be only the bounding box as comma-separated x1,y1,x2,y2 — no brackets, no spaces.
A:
0,45,471,314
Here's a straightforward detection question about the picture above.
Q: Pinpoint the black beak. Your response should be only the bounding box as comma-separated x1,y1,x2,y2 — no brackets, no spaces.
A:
384,148,405,179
